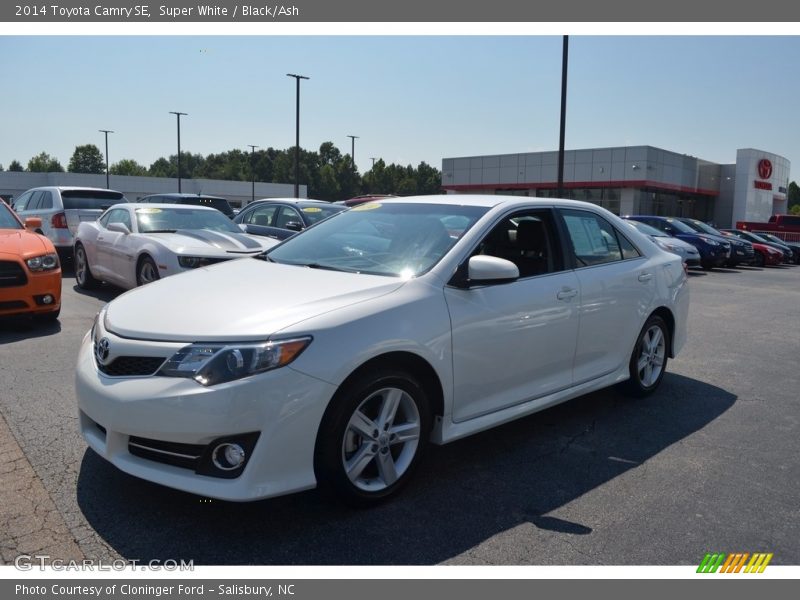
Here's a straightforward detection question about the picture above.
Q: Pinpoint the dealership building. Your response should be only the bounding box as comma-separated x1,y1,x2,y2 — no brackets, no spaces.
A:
442,146,790,228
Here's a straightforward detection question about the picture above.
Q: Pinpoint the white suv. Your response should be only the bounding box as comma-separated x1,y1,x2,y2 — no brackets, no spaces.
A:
13,186,128,261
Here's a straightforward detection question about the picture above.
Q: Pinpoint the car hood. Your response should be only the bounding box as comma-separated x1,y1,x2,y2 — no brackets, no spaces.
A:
146,229,275,255
0,229,51,259
104,258,407,342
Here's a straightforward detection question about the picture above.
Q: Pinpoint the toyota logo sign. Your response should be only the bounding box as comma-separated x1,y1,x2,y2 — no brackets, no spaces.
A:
758,159,773,179
95,337,111,364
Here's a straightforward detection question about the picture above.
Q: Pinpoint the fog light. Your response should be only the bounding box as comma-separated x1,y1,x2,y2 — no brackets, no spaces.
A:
211,442,246,471
42,295,53,305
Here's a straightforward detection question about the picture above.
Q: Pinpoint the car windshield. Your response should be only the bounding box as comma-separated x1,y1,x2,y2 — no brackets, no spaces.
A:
681,219,721,236
625,220,667,237
61,190,126,209
265,201,488,277
0,203,23,230
754,232,783,244
135,207,242,234
665,219,698,234
298,203,347,225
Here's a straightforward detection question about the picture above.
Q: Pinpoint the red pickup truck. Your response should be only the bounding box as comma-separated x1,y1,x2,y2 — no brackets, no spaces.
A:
736,214,800,242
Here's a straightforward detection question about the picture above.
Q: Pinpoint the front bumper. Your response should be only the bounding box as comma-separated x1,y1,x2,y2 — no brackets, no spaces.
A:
75,328,337,501
0,261,61,318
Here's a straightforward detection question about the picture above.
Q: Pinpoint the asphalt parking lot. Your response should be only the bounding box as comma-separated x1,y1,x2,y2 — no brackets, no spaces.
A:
1,264,798,566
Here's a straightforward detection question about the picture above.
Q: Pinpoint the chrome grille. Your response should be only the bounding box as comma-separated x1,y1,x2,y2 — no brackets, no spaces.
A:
96,355,165,377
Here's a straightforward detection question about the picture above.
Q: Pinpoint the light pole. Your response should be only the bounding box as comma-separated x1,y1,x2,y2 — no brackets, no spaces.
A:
169,111,187,192
347,135,359,171
286,74,309,198
370,157,377,169
557,35,568,198
99,129,113,189
247,144,259,204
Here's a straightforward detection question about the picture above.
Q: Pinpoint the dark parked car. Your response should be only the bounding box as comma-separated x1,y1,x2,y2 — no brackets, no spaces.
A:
234,198,346,241
752,231,800,264
720,229,794,264
718,230,783,267
138,193,235,219
624,216,730,270
674,218,754,267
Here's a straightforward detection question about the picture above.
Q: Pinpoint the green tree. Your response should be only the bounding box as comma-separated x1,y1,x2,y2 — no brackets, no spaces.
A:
27,152,64,173
68,144,105,174
788,181,800,210
110,158,148,176
8,160,24,172
789,204,800,216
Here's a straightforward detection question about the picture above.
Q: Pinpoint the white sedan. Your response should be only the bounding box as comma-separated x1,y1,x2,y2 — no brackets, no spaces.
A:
76,195,689,505
73,203,277,290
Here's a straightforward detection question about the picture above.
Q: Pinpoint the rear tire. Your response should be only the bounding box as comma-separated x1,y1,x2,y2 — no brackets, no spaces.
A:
314,368,431,507
619,315,669,398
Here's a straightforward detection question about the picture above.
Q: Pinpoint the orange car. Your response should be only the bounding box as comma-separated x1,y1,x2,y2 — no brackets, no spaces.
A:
0,200,61,321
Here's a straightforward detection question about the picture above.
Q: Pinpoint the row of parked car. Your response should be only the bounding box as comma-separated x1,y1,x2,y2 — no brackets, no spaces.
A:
621,215,800,269
3,185,799,326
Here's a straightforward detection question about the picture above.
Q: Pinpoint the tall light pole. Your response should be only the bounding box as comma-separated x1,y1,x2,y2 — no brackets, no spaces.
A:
347,135,359,171
370,157,377,169
247,144,259,204
286,74,309,198
557,36,568,198
169,111,187,192
98,129,113,189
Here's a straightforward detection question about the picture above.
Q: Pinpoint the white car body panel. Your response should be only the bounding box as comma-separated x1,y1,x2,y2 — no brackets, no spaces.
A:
75,203,277,289
76,195,689,501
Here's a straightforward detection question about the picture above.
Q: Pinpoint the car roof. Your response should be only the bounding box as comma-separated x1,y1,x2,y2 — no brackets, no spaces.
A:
141,193,228,200
375,194,616,210
248,198,330,205
121,203,219,211
25,186,124,193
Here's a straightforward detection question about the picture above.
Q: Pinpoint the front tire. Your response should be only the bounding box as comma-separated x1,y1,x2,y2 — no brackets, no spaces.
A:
620,315,669,398
314,368,431,507
74,243,99,289
136,256,160,286
753,251,765,267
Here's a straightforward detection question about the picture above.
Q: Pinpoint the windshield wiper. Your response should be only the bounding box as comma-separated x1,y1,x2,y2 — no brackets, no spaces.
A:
145,229,177,233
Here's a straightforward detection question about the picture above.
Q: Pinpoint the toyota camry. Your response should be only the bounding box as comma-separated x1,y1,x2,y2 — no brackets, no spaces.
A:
76,195,689,505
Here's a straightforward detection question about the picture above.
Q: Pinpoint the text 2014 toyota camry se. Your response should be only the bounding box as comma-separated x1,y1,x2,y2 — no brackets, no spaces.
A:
76,195,689,505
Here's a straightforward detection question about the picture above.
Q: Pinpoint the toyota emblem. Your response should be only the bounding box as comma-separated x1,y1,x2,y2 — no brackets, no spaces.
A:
95,337,111,364
758,159,773,179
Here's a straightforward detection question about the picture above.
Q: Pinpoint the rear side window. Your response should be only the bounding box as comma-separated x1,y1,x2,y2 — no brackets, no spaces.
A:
561,209,639,266
61,190,125,209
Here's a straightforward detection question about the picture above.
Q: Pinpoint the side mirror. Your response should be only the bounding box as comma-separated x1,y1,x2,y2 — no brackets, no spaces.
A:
468,255,519,283
24,217,43,230
284,221,304,232
107,222,131,235
238,223,248,232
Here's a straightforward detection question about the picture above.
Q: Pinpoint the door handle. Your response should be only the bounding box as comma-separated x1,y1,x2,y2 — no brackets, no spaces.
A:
557,288,578,301
638,273,653,282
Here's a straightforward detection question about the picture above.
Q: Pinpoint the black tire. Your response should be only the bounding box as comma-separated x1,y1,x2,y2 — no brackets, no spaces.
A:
619,315,670,398
314,368,431,507
74,243,99,289
700,260,714,271
136,256,160,286
34,307,60,323
753,251,765,268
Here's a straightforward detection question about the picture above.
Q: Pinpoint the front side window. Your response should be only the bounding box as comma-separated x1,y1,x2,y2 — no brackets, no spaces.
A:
472,209,563,278
13,192,33,212
104,208,132,231
274,207,303,229
561,209,639,266
267,202,488,278
244,204,278,226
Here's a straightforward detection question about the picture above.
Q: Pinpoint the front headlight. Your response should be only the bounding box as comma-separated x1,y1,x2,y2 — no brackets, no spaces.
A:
26,253,59,271
178,256,220,269
158,337,312,386
701,238,719,247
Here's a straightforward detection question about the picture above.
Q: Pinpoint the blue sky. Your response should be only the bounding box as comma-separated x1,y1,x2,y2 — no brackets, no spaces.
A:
1,35,798,180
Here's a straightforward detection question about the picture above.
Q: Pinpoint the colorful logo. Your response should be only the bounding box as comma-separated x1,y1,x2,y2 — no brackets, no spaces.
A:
697,552,773,573
758,159,773,179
